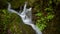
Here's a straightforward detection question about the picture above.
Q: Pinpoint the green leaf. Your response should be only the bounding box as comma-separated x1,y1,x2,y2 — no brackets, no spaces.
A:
47,15,54,19
36,13,42,16
2,9,6,14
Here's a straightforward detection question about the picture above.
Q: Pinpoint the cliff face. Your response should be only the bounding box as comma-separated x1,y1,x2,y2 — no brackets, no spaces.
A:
0,0,60,34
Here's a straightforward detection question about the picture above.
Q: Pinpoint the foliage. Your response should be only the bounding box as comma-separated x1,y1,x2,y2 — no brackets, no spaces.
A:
36,9,54,31
0,9,10,34
0,9,22,34
36,8,54,31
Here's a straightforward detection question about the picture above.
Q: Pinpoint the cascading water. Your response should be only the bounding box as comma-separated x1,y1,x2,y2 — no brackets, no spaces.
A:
8,2,42,34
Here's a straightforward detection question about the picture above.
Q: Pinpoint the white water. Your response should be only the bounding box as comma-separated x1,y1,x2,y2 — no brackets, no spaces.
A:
8,2,42,34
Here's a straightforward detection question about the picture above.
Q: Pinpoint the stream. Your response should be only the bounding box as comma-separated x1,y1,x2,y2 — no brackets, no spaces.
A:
8,2,42,34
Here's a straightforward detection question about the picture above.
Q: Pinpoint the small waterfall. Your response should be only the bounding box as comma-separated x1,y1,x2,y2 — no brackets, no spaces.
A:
8,2,42,34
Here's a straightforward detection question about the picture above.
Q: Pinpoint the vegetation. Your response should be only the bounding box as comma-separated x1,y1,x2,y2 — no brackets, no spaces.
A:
36,7,54,31
0,0,60,34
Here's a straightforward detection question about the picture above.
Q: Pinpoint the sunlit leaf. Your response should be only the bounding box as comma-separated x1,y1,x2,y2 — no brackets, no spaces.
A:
47,15,54,19
36,13,42,16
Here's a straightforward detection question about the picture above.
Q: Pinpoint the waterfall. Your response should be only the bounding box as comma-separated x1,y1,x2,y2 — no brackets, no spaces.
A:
8,2,42,34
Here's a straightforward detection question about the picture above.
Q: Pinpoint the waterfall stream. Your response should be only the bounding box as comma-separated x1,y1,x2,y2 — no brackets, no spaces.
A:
8,2,42,34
